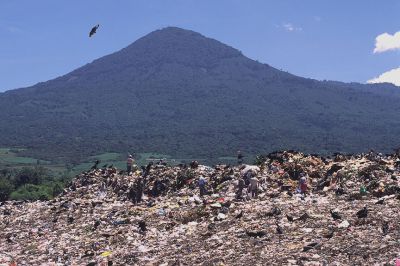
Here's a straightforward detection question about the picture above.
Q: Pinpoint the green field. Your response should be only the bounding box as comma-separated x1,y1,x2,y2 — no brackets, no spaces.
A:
0,148,227,201
0,147,239,178
0,148,50,166
218,156,237,161
0,149,168,176
72,152,180,174
89,152,121,162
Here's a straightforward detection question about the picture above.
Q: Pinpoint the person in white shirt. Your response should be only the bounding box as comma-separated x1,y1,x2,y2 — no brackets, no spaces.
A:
248,176,259,198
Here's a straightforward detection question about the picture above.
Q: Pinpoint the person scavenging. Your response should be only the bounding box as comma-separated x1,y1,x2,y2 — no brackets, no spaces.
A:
248,176,259,198
198,175,207,196
127,154,134,174
91,160,100,170
237,150,244,165
297,173,308,195
236,177,245,199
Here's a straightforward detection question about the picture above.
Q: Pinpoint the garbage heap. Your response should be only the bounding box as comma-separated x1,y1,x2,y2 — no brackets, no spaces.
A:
1,151,400,265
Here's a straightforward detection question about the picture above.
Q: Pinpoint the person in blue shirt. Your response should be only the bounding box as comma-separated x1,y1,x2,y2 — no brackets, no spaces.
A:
198,176,207,196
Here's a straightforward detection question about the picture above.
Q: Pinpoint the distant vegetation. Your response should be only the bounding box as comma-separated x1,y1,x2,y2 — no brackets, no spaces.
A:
0,148,218,200
0,167,64,201
0,27,399,167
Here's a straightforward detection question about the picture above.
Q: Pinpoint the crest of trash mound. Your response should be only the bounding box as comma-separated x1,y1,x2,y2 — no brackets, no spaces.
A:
1,150,400,265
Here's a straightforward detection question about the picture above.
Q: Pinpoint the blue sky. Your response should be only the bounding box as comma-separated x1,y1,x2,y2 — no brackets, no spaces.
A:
1,0,399,92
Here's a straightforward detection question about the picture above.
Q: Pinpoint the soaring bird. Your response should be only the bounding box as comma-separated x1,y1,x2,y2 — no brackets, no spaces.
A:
356,206,368,219
89,24,99,37
330,209,342,220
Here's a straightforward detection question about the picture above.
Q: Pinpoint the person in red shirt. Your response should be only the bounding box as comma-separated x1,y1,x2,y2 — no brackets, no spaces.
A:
299,174,308,194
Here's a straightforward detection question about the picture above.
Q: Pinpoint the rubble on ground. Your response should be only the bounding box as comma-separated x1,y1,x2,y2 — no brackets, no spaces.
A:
1,151,400,265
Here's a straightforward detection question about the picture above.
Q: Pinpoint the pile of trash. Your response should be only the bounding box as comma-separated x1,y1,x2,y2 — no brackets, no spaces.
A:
1,150,400,265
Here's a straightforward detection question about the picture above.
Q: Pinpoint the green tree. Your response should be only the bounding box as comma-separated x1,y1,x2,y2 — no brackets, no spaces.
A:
10,184,51,201
0,178,14,201
14,167,48,187
52,183,63,197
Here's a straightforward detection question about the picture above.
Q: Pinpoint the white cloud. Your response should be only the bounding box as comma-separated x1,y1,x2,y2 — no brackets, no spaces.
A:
281,23,302,32
6,26,22,33
367,67,400,86
373,31,400,53
314,16,322,22
1,25,23,34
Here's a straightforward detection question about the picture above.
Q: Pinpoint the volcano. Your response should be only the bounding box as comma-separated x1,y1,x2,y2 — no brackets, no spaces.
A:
1,27,399,163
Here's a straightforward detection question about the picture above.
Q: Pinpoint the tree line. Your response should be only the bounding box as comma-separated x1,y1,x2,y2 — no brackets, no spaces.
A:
0,167,65,201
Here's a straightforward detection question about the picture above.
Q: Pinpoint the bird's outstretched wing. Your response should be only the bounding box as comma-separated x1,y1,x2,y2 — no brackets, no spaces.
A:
89,24,99,37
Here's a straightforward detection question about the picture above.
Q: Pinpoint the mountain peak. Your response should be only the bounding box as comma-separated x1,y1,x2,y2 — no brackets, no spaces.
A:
147,26,203,36
141,26,218,43
67,26,244,80
121,26,243,62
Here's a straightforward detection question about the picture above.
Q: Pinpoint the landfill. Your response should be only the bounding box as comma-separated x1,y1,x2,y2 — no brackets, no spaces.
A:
1,150,400,265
